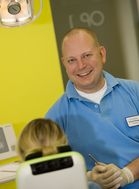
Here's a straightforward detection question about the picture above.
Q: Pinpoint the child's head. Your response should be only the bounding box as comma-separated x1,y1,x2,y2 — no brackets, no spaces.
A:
17,118,67,161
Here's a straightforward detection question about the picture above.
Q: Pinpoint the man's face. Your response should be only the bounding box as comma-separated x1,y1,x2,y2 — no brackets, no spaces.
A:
62,31,106,93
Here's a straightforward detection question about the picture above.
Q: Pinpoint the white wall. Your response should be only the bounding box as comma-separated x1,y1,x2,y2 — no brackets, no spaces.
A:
115,0,139,81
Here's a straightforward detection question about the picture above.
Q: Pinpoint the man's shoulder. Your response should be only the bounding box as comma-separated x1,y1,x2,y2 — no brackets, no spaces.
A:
48,92,69,111
104,71,139,89
45,93,68,118
117,77,139,88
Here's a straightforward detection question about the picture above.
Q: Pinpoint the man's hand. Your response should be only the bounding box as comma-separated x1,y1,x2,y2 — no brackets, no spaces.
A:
88,163,134,189
90,163,122,189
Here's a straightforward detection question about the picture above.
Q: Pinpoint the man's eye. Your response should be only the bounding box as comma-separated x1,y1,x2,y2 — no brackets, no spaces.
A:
67,58,76,64
84,53,93,58
82,53,93,61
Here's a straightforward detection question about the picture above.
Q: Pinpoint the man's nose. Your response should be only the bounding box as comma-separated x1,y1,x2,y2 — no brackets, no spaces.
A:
77,57,86,69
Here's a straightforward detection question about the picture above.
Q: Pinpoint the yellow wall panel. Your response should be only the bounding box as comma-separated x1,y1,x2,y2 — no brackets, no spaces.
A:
0,1,64,188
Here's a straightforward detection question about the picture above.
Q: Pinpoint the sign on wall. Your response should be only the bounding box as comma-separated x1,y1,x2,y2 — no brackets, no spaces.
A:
0,124,17,160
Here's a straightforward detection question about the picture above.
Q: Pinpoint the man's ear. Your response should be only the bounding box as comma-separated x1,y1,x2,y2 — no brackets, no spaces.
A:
100,46,106,64
61,57,65,66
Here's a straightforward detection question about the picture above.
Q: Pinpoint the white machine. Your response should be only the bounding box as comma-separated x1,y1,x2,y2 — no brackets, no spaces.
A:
16,151,88,189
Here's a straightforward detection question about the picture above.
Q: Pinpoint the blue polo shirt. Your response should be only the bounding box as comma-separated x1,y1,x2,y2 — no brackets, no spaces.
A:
46,71,139,189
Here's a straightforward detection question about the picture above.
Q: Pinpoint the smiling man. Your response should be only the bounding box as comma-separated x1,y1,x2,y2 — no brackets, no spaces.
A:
45,27,139,189
61,28,106,94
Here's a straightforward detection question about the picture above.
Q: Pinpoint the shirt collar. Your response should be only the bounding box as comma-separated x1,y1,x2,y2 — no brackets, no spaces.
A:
66,71,119,99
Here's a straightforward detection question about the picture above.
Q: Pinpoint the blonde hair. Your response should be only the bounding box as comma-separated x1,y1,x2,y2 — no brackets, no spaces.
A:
17,118,67,160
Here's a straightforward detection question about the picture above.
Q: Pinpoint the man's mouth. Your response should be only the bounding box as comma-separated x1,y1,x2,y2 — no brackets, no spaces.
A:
77,70,93,77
